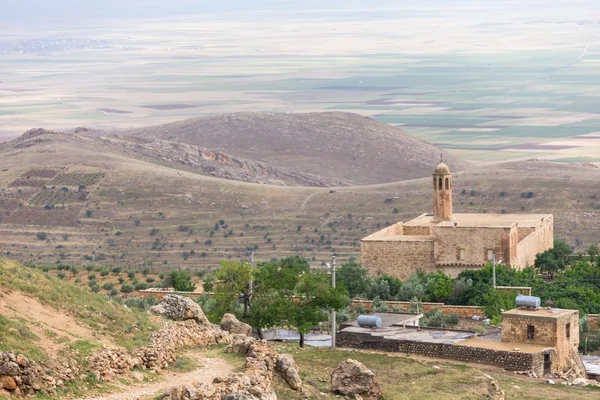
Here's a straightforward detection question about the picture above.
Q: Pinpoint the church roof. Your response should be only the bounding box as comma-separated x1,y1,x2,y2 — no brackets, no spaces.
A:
434,162,450,175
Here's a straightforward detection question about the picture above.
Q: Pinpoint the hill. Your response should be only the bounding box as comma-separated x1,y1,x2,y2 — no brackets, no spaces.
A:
0,126,596,271
122,112,471,186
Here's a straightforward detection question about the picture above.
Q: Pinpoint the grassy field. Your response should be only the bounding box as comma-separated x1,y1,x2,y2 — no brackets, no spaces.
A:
270,343,600,400
2,1,600,163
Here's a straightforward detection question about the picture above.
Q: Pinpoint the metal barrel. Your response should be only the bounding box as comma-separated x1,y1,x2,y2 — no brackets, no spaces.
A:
357,315,382,328
515,294,541,309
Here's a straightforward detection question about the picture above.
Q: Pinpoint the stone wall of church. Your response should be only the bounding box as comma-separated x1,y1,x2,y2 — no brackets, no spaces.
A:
517,216,554,268
361,239,436,279
433,225,516,266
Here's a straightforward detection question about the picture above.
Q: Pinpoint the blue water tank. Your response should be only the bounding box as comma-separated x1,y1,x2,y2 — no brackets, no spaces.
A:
357,315,382,328
515,294,541,309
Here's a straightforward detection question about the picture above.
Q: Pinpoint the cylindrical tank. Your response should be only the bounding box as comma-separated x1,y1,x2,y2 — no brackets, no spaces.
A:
357,315,382,328
515,294,541,309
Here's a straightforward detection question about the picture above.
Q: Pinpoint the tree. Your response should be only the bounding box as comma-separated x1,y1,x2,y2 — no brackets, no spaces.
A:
168,270,196,292
337,262,368,298
396,274,425,301
249,256,348,347
534,240,573,279
425,270,453,303
213,260,253,318
291,271,348,347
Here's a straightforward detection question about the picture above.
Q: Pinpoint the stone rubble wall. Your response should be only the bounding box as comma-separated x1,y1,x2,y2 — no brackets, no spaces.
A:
161,335,302,400
0,351,82,398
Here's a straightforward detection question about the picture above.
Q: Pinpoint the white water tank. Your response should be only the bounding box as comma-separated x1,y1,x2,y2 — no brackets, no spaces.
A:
516,294,541,309
357,315,382,328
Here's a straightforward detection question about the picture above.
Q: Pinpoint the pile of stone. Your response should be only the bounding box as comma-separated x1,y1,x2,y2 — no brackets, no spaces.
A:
220,313,252,337
88,347,140,382
0,351,81,397
161,334,302,400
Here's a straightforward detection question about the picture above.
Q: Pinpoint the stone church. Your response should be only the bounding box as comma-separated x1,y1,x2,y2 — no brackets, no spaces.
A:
361,162,553,279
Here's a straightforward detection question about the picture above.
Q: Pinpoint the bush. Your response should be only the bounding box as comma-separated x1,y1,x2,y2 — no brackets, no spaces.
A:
134,282,148,291
88,273,96,281
165,271,196,292
100,269,109,277
85,265,94,272
36,232,47,240
127,271,135,279
57,271,66,279
120,284,134,293
112,267,122,274
102,282,114,291
146,277,155,283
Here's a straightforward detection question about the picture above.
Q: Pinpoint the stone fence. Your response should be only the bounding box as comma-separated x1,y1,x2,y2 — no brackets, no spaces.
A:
351,298,485,318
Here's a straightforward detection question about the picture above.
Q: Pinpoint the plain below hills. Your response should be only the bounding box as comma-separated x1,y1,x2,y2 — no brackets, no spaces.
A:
122,112,470,186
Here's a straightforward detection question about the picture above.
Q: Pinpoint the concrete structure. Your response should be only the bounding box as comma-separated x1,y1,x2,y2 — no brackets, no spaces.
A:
501,307,580,374
337,310,585,377
361,162,554,279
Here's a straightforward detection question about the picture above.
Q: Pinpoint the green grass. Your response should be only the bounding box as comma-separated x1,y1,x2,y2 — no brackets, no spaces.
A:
0,314,46,361
202,344,246,372
0,260,156,351
172,355,198,372
270,343,600,400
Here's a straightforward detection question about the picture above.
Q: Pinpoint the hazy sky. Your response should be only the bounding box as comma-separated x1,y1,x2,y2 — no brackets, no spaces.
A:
0,0,392,24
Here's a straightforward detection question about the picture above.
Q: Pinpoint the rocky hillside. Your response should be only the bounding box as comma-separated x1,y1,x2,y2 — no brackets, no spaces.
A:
8,129,345,187
122,112,470,186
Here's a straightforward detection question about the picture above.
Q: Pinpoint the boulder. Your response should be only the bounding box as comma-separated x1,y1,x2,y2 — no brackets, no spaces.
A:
220,314,252,337
150,295,209,324
0,362,19,376
331,359,383,400
0,376,16,391
276,354,302,391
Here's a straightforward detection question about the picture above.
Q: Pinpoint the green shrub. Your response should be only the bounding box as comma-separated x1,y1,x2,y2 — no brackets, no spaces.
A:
120,284,134,293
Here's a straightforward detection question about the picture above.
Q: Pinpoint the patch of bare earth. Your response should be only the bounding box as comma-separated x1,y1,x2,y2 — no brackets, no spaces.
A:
0,291,116,357
85,353,233,400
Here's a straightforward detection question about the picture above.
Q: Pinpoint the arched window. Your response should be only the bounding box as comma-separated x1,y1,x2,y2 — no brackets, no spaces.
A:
445,178,449,190
433,177,437,189
438,178,443,190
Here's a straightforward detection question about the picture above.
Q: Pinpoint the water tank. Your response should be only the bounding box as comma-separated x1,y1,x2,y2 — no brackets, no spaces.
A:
357,315,382,328
516,294,541,309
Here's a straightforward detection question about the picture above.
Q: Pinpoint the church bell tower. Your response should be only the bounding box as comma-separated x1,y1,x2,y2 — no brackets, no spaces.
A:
433,160,453,222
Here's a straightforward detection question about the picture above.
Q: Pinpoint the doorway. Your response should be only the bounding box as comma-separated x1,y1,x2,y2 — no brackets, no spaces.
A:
543,353,552,375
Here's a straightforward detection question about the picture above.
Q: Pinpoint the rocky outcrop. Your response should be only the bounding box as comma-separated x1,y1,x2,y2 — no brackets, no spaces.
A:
331,359,382,400
276,354,302,391
150,294,209,324
220,314,252,337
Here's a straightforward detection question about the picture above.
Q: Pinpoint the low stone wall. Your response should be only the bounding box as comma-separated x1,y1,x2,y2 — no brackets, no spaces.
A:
0,351,81,397
351,299,485,318
337,331,548,376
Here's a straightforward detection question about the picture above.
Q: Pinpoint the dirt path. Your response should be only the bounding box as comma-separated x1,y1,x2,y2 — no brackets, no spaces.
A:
85,355,233,400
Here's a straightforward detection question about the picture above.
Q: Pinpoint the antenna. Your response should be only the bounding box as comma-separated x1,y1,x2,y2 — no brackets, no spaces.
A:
440,153,443,163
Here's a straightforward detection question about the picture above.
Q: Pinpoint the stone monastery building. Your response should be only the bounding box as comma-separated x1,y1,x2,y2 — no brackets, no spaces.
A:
361,162,554,279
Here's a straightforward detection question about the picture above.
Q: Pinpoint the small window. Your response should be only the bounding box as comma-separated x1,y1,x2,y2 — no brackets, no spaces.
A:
438,177,443,190
433,177,437,189
566,323,571,339
487,250,494,261
459,248,466,261
527,325,535,340
445,178,449,190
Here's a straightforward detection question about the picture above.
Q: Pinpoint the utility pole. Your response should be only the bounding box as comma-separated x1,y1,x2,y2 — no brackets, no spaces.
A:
331,255,336,348
492,253,496,289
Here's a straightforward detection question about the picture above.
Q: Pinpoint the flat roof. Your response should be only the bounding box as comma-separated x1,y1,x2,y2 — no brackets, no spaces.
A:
405,213,552,228
342,312,421,329
503,307,577,319
456,337,551,354
362,234,434,242
341,325,475,345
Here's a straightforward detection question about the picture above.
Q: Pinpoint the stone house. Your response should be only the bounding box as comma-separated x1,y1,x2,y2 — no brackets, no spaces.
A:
361,162,553,279
502,307,581,375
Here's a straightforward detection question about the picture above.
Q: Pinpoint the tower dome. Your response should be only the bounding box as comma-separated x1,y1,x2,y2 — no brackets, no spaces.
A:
434,162,450,175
